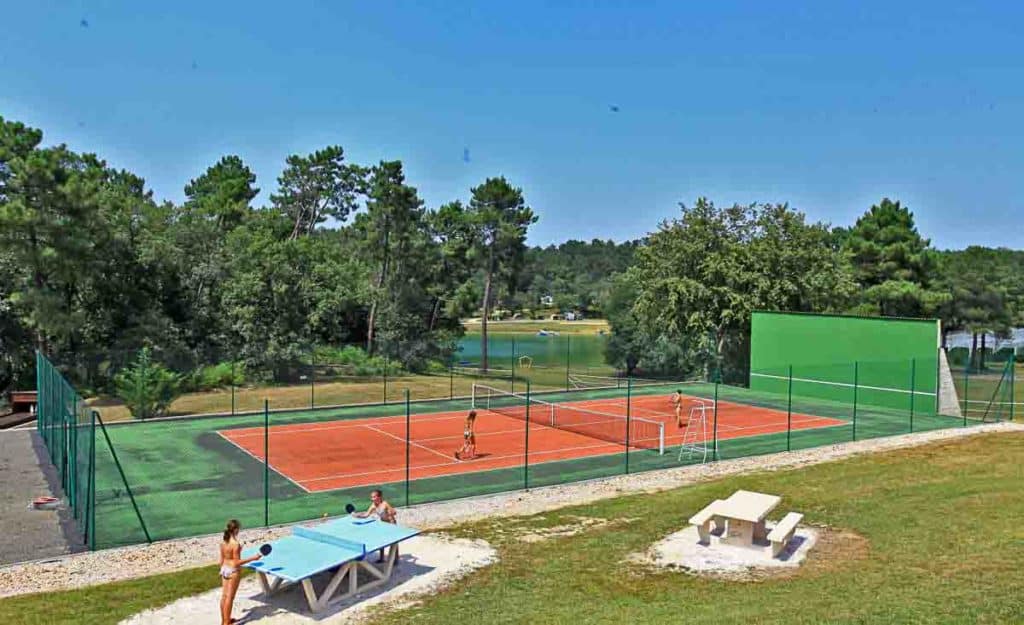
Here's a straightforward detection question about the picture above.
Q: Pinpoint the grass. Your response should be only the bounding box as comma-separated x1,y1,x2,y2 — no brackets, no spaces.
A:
8,430,1024,625
0,565,235,625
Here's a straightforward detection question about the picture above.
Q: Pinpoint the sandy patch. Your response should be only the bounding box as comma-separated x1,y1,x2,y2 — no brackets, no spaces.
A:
117,534,494,625
517,515,639,543
630,524,819,578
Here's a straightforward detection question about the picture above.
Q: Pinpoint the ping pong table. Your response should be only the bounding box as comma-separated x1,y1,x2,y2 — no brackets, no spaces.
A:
243,516,419,613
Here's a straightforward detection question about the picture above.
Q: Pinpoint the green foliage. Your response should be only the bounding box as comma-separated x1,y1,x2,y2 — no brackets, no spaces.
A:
185,361,245,392
844,198,947,317
113,348,183,419
612,198,856,380
314,345,396,376
515,239,638,315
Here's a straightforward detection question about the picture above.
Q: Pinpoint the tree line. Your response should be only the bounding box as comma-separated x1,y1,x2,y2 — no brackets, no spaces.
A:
607,197,1023,381
0,115,535,397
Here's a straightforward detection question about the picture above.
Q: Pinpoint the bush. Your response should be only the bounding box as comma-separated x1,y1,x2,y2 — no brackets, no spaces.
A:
313,345,399,377
187,361,246,391
114,348,183,419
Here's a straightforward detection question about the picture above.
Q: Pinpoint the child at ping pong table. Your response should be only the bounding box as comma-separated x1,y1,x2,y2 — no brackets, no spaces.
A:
352,489,400,563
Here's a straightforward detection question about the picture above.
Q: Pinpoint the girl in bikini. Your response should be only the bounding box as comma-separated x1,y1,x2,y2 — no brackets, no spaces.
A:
353,489,399,562
454,410,478,460
219,519,262,625
673,390,687,428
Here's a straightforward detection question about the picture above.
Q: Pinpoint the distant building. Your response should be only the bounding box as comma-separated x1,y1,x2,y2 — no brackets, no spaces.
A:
540,295,554,306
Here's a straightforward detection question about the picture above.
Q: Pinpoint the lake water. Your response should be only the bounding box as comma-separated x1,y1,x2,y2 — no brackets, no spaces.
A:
457,332,610,372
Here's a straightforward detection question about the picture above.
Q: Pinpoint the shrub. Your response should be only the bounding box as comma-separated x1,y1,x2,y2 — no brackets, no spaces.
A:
114,348,183,419
187,361,246,391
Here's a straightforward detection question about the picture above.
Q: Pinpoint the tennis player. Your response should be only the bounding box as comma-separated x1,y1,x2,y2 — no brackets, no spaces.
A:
454,410,478,460
672,390,687,428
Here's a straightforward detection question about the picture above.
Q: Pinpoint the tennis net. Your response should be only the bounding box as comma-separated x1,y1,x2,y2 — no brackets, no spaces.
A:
472,384,665,454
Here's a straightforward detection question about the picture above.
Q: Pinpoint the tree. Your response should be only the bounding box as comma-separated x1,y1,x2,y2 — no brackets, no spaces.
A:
183,155,258,230
271,146,365,239
113,347,183,419
465,177,537,370
617,198,856,380
844,198,947,317
356,161,426,354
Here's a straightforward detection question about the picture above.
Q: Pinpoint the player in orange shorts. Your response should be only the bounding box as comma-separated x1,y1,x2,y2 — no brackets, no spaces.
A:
454,410,478,460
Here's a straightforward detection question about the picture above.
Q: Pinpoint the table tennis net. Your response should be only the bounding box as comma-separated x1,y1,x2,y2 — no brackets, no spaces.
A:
472,384,665,454
293,525,366,555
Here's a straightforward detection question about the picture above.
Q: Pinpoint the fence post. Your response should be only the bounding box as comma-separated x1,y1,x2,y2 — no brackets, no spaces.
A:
962,366,969,421
383,354,389,404
449,357,454,400
565,336,571,391
524,381,531,490
712,382,719,461
96,413,151,543
230,361,236,416
1010,353,1016,421
88,409,96,550
405,390,411,507
852,362,859,441
625,377,632,474
909,358,916,433
310,347,315,409
511,336,516,395
268,399,272,524
786,365,793,452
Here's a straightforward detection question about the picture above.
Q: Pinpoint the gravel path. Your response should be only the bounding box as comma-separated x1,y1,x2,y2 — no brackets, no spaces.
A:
1,422,1019,600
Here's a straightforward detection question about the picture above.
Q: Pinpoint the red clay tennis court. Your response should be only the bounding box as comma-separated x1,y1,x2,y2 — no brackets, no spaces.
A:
219,391,845,493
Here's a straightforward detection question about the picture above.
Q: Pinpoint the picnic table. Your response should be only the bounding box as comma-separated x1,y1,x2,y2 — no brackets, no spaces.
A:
695,490,780,547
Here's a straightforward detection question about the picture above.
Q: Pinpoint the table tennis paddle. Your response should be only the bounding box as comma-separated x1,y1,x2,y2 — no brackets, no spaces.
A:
259,543,273,556
344,503,356,514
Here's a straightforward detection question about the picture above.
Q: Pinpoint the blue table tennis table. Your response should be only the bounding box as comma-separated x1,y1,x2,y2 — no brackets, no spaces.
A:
243,516,419,613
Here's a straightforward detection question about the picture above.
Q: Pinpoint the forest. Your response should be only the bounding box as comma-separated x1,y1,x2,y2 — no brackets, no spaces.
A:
2,114,1021,413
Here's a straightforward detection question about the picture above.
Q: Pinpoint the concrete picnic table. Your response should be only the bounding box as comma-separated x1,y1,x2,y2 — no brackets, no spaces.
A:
714,490,781,547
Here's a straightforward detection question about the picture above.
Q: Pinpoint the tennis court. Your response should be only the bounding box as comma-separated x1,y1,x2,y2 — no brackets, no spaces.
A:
218,386,847,493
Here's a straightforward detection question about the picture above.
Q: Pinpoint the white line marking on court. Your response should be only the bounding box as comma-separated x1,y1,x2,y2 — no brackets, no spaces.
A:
363,424,455,462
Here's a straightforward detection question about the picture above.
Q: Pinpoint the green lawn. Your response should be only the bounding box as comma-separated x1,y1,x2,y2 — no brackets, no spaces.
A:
7,431,1024,625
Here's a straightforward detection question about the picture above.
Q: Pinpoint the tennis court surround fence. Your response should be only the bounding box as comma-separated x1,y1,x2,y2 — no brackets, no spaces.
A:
36,350,1015,551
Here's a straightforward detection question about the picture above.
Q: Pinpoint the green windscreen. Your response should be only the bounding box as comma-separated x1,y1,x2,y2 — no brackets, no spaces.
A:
750,311,940,415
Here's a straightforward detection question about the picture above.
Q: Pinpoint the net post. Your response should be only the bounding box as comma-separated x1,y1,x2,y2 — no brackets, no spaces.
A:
852,362,859,441
625,376,632,474
96,412,151,543
264,398,269,527
909,358,916,432
712,382,719,461
524,380,531,491
786,365,792,452
88,409,96,550
405,389,411,507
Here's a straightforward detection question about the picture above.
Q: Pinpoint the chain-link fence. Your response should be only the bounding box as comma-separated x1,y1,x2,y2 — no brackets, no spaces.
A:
35,349,1015,551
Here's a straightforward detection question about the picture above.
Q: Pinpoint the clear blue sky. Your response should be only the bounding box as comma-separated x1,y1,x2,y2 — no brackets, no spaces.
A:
2,1,1022,249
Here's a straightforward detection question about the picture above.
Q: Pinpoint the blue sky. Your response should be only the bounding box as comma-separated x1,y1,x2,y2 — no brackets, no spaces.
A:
2,1,1022,249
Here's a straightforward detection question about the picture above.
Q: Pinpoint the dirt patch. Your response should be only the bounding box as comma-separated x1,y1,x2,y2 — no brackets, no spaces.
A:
628,524,869,582
515,515,639,543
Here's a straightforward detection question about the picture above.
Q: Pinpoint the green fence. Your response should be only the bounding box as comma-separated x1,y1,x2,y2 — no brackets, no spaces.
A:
35,351,1015,552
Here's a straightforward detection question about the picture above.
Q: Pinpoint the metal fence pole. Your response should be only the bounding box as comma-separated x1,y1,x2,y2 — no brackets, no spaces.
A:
511,336,516,395
786,365,793,452
625,377,632,474
909,358,916,432
524,381,531,490
963,365,969,421
449,357,454,400
405,390,411,507
383,354,389,404
88,409,96,550
268,399,272,524
712,382,720,461
852,362,859,441
96,413,151,543
565,336,571,391
310,347,315,409
230,361,236,416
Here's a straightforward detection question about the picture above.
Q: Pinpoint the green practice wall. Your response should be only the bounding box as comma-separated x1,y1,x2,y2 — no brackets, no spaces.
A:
749,311,940,415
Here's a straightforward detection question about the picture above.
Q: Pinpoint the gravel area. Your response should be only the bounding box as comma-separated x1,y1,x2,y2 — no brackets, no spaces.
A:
0,430,86,566
630,524,820,575
117,534,495,625
1,422,1019,601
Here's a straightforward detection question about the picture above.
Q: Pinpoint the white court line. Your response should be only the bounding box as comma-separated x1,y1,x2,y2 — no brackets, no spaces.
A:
364,424,454,462
297,438,621,486
216,430,312,493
